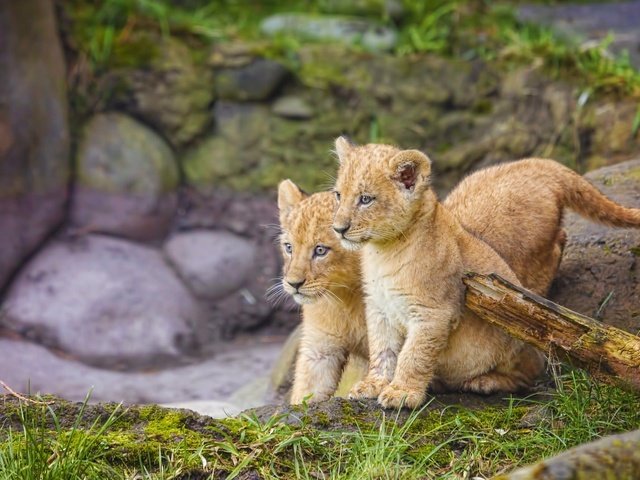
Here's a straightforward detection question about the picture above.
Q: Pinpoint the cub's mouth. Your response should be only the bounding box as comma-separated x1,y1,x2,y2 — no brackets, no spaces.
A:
282,283,318,305
292,292,315,305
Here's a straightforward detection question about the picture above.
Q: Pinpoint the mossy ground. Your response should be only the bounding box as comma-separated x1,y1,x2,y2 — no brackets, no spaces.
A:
1,370,639,479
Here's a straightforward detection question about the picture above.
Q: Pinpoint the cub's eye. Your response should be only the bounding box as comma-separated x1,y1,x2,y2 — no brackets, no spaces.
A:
314,245,329,257
359,194,374,205
334,191,341,202
283,243,293,254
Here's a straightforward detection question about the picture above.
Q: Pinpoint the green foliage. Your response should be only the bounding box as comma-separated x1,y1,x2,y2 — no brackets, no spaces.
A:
1,369,639,479
397,1,640,98
0,394,121,480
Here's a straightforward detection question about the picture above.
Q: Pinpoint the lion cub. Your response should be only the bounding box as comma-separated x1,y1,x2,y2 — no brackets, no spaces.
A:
332,138,640,409
278,182,368,404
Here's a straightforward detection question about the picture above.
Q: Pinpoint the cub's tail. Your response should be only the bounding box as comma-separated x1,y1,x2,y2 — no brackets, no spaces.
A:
554,162,640,228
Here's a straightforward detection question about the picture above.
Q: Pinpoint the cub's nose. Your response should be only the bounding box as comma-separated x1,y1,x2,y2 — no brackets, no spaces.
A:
287,279,305,290
333,223,351,235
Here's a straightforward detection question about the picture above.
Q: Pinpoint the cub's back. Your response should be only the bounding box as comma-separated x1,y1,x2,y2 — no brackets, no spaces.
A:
444,158,567,294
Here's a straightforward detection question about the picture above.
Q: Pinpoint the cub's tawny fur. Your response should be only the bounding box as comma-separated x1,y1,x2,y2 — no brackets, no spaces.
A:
278,183,367,404
444,158,640,295
332,138,640,409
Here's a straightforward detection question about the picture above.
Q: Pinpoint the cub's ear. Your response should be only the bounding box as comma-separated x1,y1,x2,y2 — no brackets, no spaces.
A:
334,135,355,164
389,150,432,192
278,179,307,216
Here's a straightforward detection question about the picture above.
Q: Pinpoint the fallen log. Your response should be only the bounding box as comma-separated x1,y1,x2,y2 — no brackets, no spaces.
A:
463,273,640,392
493,428,640,480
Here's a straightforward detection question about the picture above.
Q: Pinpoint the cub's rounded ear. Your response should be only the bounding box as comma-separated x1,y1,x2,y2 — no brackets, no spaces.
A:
278,179,307,215
389,150,432,191
334,135,355,164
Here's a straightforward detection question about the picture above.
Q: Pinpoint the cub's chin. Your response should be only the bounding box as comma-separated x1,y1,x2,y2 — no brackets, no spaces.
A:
340,238,364,251
289,292,316,305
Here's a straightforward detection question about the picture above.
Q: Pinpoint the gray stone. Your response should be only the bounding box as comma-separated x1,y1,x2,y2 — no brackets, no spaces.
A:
215,58,289,101
0,334,284,405
105,35,214,147
175,190,297,334
0,0,70,289
71,113,179,242
260,13,398,52
550,159,640,334
1,234,210,368
164,230,257,300
182,101,270,190
272,95,314,119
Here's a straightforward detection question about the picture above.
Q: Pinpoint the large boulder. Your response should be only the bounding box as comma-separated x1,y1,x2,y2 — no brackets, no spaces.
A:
164,230,257,300
175,190,298,334
0,234,210,368
71,113,179,242
0,0,70,289
550,159,640,333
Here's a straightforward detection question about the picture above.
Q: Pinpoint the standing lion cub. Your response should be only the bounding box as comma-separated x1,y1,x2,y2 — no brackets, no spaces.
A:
332,138,640,409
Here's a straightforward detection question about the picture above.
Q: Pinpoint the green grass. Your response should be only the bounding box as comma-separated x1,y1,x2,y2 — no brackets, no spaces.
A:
0,394,121,479
1,370,639,479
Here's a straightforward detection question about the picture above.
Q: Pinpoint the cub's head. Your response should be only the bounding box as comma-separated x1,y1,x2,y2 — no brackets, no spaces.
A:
332,137,433,250
277,179,360,305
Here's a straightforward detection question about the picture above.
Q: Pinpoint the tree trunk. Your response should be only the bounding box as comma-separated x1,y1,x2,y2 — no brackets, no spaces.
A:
463,273,640,392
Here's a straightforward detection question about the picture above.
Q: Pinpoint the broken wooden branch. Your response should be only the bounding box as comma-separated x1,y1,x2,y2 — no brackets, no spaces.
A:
463,273,640,392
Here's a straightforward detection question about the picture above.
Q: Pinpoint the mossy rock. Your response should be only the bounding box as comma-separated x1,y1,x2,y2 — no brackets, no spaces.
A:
103,34,214,148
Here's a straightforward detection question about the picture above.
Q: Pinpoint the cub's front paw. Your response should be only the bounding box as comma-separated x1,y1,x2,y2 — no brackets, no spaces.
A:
348,377,388,400
289,391,329,405
378,383,425,409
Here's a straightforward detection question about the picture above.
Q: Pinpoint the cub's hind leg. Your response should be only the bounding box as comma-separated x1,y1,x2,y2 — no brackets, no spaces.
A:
461,344,545,395
290,324,348,404
525,228,567,296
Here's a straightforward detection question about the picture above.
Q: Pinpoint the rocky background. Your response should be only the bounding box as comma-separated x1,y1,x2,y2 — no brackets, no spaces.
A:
0,0,639,415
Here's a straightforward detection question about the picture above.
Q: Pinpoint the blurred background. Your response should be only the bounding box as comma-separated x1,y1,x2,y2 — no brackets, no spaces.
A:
0,0,639,416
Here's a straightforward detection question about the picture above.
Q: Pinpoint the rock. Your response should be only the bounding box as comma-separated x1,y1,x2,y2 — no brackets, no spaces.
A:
260,13,398,52
497,428,640,480
175,190,298,334
272,95,314,119
248,392,537,428
104,35,214,147
182,101,270,191
164,230,257,300
71,113,179,242
1,234,210,368
215,58,289,101
0,334,284,404
0,0,70,289
583,101,638,164
550,159,640,333
161,400,241,418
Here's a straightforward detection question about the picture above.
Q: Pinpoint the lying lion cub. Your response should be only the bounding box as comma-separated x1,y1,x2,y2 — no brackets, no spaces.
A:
331,138,640,409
